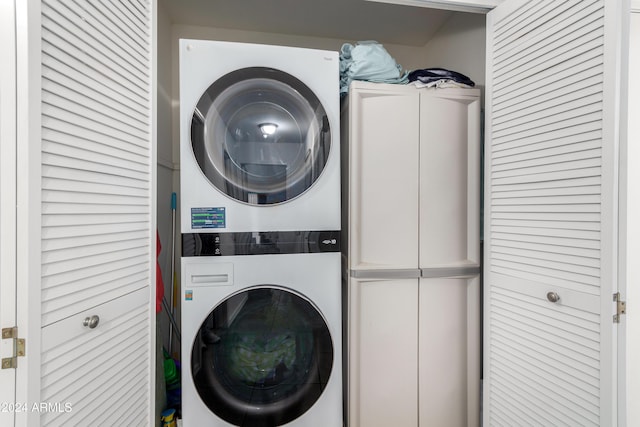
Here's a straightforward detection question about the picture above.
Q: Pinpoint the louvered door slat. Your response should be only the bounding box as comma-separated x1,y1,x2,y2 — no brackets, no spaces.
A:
44,0,148,76
493,84,602,129
491,309,599,355
494,1,592,61
42,43,147,108
43,61,147,123
39,31,146,102
41,21,147,97
43,166,149,191
493,139,601,165
43,76,147,133
43,144,148,176
91,0,148,49
42,119,148,157
43,92,148,141
493,92,603,136
492,183,601,200
42,152,148,182
494,1,601,80
115,0,148,30
492,0,546,46
494,23,604,94
485,0,624,424
493,48,603,112
69,0,147,58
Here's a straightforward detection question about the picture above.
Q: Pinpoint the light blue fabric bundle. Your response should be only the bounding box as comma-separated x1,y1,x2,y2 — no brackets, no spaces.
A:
339,41,409,95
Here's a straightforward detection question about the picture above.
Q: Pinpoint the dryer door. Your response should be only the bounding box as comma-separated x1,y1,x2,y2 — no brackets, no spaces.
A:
191,67,331,205
191,287,334,426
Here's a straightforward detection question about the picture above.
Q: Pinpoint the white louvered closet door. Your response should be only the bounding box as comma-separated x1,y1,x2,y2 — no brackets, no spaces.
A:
484,1,627,426
39,0,155,425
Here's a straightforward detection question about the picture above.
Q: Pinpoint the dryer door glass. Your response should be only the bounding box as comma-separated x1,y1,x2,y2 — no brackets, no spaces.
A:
191,67,331,205
191,287,334,426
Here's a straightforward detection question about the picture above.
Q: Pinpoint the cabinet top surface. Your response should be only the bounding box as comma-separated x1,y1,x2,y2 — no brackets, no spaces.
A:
348,80,481,97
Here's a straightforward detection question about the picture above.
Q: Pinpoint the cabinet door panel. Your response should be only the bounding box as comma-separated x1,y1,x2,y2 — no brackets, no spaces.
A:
348,89,420,270
419,276,481,427
419,91,481,269
348,278,419,427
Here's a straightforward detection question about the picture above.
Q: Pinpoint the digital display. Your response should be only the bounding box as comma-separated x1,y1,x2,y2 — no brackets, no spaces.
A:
191,207,226,229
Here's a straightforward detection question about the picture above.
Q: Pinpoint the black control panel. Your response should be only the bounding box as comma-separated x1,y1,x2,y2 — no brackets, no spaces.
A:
182,230,341,256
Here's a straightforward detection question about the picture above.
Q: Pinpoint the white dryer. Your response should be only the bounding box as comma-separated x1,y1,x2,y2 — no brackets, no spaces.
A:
181,252,342,426
179,40,340,234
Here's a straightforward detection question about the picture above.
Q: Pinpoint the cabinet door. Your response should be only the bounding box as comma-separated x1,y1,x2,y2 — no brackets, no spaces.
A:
419,276,481,427
347,87,420,271
419,91,481,269
348,278,419,427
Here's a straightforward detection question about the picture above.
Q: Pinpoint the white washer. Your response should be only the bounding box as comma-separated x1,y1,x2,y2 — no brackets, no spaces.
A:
181,253,342,427
179,40,340,233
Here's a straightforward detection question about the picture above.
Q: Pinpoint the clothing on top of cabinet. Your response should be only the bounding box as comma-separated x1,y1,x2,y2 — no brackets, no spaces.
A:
412,79,474,89
408,67,475,89
339,41,409,95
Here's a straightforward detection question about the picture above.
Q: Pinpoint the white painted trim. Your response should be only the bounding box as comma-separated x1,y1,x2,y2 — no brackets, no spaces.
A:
14,0,41,425
623,10,639,427
602,1,628,423
364,0,502,13
632,0,640,12
149,0,158,424
0,1,17,423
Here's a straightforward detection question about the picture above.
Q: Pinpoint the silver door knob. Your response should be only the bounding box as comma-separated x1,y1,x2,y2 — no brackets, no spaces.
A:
83,315,100,329
546,292,560,303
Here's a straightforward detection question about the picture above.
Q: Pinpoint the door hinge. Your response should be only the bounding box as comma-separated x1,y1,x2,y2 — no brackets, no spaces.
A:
1,327,25,369
613,292,627,323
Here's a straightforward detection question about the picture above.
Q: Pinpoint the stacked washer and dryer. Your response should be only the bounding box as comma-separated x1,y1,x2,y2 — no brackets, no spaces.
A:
179,40,342,427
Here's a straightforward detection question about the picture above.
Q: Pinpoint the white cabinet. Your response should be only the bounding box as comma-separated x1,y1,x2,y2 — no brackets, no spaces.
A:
342,81,481,427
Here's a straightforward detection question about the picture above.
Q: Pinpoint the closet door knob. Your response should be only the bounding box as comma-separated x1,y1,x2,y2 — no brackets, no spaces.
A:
83,315,100,329
546,292,560,303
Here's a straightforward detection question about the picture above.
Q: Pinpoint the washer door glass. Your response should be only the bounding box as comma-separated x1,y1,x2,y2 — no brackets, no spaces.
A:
191,67,331,205
191,287,334,426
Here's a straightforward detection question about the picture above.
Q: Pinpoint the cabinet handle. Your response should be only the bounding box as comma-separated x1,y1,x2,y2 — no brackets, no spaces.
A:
546,292,560,303
83,315,100,329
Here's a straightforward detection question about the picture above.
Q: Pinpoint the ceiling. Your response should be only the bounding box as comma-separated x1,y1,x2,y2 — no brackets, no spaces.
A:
160,0,459,47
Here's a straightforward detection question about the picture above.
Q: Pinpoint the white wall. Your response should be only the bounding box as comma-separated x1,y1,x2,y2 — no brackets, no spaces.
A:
422,12,486,92
626,11,639,426
157,0,175,353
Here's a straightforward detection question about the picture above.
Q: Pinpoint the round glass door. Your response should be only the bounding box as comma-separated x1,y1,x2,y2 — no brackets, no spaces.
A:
191,67,332,205
191,287,334,426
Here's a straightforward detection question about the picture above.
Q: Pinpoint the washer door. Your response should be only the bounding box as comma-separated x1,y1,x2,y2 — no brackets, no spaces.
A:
191,67,331,205
192,287,334,426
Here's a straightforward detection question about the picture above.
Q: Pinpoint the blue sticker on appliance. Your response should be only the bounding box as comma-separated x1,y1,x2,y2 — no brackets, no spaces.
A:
185,290,193,301
191,207,226,229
